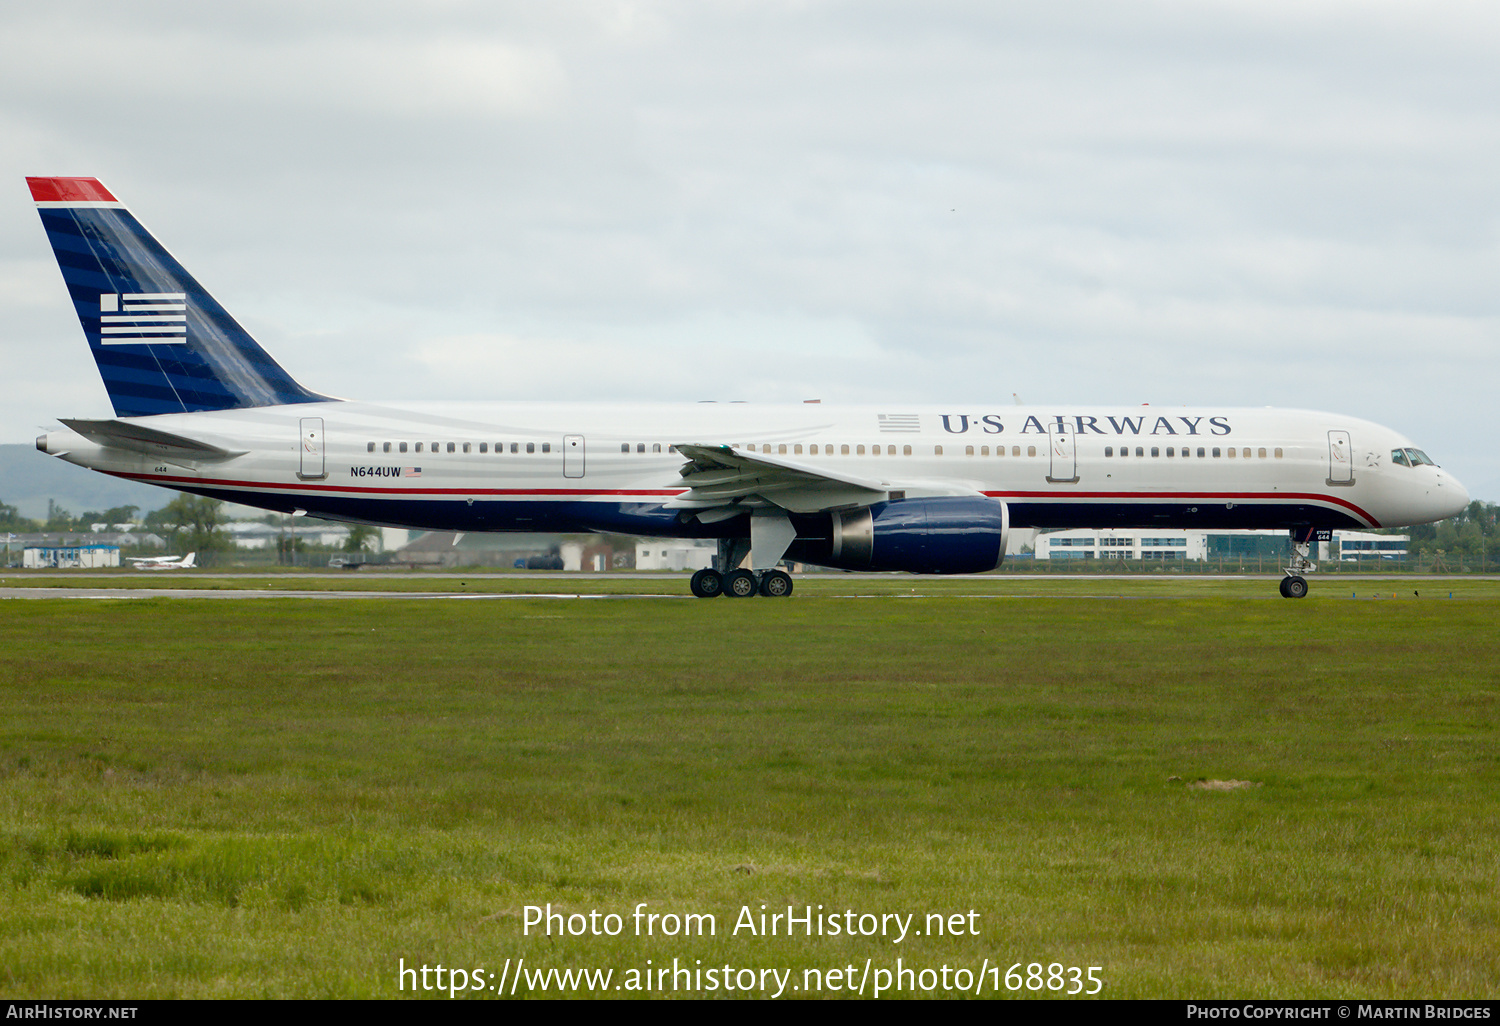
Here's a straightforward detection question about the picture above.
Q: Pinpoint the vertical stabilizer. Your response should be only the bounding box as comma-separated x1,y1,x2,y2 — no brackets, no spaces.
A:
28,177,330,417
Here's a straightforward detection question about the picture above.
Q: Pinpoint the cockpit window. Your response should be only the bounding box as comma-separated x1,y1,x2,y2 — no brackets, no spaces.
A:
1392,448,1438,468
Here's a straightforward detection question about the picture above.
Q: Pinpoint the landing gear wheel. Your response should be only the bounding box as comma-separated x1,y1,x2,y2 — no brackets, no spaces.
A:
758,570,794,598
690,568,723,598
1282,575,1308,599
723,569,758,598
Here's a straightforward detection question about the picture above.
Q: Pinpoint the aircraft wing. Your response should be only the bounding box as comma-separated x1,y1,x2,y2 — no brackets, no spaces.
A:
667,443,986,518
60,418,247,462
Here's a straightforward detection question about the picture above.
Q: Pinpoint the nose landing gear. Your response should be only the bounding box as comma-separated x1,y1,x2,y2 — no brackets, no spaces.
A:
1280,527,1320,599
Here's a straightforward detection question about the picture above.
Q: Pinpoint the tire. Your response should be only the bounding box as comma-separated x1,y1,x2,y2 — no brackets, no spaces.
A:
1284,576,1308,599
758,570,794,598
1278,577,1291,598
724,569,758,598
690,568,723,598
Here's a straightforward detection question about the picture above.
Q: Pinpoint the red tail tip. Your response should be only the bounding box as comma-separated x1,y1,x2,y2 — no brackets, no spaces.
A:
27,177,118,203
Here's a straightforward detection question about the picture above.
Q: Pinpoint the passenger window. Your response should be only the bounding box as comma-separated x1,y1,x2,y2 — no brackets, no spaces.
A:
1212,448,1221,458
1257,448,1266,458
1227,447,1236,458
542,443,551,453
1166,447,1174,457
810,444,819,455
399,442,408,453
431,442,439,452
903,445,912,456
794,445,803,454
857,445,866,455
1197,447,1206,457
1151,447,1159,457
965,445,974,456
1134,447,1143,457
510,443,518,453
1241,448,1250,459
415,442,424,453
526,443,535,454
638,443,646,453
1012,446,1021,457
448,442,456,453
479,443,488,453
654,444,663,453
1028,446,1037,458
1105,447,1113,457
842,445,851,455
1275,448,1283,458
382,442,391,453
621,443,629,453
934,445,944,456
463,443,471,453
366,442,375,452
980,446,989,456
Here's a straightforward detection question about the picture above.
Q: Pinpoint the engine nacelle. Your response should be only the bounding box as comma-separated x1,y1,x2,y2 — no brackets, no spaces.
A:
791,497,1009,574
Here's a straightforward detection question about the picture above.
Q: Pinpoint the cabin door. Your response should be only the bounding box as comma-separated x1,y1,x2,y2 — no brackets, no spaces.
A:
1047,422,1079,483
1327,430,1353,485
563,434,585,479
299,417,326,480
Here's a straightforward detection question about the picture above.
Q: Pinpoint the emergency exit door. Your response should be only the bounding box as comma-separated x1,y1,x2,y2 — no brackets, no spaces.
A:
1047,423,1079,483
299,418,325,479
563,435,585,478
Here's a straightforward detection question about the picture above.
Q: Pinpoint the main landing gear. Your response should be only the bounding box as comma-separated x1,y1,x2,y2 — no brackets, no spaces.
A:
690,567,794,599
1279,527,1318,599
689,533,795,598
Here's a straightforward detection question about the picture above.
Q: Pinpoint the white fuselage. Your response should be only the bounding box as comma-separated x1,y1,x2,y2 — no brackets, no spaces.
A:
40,400,1469,538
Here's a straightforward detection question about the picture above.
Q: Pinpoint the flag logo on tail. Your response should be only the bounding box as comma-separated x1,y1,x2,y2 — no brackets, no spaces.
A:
99,292,187,344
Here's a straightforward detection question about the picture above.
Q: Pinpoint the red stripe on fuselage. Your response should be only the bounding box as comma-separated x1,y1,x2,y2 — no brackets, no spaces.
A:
986,490,1379,527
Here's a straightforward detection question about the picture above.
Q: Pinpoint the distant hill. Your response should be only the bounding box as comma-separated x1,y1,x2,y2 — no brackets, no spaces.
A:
0,444,189,521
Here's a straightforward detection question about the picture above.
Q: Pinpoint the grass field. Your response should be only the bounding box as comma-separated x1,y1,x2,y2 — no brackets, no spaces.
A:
1,581,1497,998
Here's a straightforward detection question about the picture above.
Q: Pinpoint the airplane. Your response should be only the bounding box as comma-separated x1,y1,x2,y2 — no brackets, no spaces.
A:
127,552,196,570
27,177,1470,599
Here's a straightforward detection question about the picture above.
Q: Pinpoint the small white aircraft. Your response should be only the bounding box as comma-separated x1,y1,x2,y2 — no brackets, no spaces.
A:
28,177,1470,598
126,552,196,570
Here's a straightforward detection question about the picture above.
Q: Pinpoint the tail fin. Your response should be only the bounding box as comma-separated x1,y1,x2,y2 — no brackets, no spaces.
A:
180,553,196,569
28,177,330,418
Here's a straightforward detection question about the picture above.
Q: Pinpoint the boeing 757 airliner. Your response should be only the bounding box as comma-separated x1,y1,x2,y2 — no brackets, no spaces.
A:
28,177,1468,597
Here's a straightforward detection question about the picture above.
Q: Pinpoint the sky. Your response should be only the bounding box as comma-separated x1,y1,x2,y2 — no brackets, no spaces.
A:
2,0,1496,499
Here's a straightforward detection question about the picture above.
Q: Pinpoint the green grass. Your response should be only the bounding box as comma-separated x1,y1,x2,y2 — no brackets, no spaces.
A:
0,592,1497,998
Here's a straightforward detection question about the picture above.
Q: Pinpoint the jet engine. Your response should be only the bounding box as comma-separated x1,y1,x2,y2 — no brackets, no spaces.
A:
789,497,1009,574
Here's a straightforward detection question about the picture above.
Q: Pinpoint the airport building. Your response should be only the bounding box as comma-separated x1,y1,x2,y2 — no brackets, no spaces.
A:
1035,528,1408,562
22,543,120,568
635,540,717,571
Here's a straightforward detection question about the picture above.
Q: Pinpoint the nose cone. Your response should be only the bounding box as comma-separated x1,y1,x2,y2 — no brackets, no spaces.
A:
1439,471,1470,519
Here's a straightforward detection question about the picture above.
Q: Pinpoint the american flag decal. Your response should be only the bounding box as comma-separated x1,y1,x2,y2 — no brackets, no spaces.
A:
878,413,921,433
98,292,187,345
403,467,422,477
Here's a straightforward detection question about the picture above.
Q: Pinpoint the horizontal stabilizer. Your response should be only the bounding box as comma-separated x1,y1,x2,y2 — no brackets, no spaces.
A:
60,418,247,461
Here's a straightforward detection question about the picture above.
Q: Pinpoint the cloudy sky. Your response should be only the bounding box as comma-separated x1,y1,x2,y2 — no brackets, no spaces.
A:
3,0,1496,497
